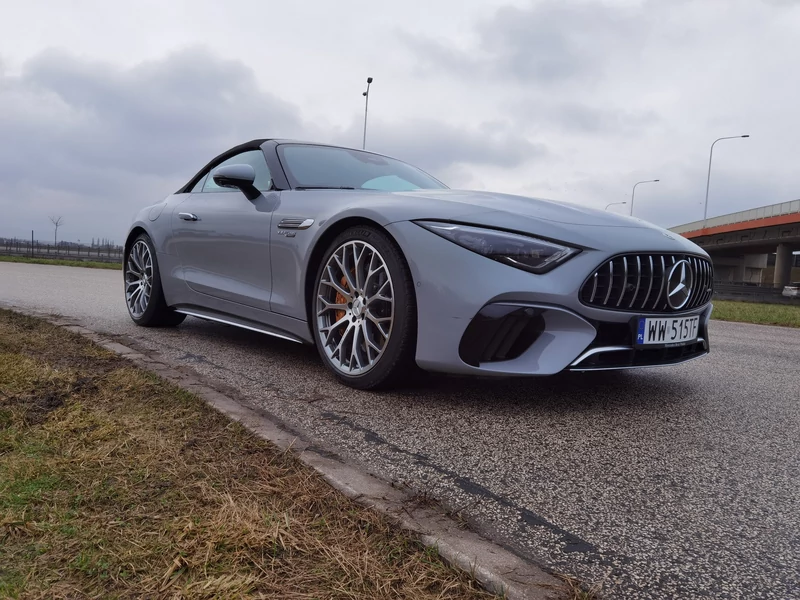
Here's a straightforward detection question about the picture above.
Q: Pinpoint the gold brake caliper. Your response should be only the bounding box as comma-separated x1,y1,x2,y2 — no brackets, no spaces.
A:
334,275,349,323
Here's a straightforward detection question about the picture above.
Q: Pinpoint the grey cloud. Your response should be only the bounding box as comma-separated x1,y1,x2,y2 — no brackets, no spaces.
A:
563,160,796,230
401,1,644,84
511,100,661,137
361,118,545,175
547,103,660,135
0,47,308,241
0,47,544,241
15,47,303,178
395,32,475,77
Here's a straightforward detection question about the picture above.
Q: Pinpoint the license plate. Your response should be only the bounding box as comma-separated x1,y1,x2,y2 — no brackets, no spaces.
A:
636,316,699,346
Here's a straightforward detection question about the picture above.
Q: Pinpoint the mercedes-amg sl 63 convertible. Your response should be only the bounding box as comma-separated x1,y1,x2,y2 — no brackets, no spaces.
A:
123,139,713,388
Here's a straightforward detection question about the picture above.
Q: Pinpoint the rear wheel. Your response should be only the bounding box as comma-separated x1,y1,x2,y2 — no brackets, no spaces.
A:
313,226,417,389
124,233,185,327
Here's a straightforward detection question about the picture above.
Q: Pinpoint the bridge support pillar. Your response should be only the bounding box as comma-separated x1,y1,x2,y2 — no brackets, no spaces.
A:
774,244,793,288
734,261,746,282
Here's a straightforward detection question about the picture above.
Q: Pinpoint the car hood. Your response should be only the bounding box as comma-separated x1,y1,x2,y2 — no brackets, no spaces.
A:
371,189,703,254
392,189,646,228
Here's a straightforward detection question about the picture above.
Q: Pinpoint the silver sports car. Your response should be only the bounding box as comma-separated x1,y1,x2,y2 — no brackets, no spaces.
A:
124,139,713,389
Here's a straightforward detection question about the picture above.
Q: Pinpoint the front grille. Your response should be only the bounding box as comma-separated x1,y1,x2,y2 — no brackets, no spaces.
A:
580,254,713,313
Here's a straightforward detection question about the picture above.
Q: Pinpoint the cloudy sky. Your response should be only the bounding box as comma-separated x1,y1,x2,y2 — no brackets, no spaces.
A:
1,0,799,244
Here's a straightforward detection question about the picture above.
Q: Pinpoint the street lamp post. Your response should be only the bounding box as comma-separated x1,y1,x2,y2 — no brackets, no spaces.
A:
605,201,627,211
630,180,659,216
702,134,749,229
362,76,373,150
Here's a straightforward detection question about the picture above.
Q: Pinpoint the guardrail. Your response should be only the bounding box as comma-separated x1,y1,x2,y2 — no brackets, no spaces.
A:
671,199,800,234
713,282,798,304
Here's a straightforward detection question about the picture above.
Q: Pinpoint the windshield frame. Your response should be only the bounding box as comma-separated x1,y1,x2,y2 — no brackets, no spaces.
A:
276,143,448,192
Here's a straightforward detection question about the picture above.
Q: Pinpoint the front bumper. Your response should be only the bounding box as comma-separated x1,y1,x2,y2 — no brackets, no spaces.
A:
567,310,710,371
386,220,712,376
451,300,711,375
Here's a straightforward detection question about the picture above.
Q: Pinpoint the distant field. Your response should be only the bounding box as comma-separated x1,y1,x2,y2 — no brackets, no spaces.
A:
712,300,800,328
0,255,120,270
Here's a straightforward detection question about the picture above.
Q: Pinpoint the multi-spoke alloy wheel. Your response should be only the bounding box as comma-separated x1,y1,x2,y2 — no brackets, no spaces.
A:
123,233,185,327
126,240,153,319
316,240,394,375
313,226,417,389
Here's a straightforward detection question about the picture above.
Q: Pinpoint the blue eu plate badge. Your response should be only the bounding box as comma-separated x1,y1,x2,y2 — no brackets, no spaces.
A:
636,319,646,344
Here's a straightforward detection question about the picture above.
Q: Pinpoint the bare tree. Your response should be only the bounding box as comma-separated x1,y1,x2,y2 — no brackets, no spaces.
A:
49,216,64,253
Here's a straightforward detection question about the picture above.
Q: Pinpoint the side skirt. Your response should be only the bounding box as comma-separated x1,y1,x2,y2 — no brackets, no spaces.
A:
172,306,309,345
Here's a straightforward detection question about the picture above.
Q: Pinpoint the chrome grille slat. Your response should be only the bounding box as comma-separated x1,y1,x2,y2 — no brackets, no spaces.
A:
694,259,706,306
581,253,713,313
617,257,628,307
700,260,706,306
708,260,714,303
697,259,704,306
603,260,614,305
699,259,707,305
642,255,654,307
706,260,714,304
652,256,665,310
693,257,701,306
698,258,704,304
630,256,642,309
700,260,706,305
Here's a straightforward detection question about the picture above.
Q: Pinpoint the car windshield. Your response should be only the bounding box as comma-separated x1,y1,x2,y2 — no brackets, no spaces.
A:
277,144,447,191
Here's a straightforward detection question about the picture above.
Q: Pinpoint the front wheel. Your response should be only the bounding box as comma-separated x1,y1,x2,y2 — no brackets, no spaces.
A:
312,226,417,389
124,233,185,327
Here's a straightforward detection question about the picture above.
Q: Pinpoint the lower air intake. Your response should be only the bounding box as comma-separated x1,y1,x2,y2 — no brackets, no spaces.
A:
459,305,545,367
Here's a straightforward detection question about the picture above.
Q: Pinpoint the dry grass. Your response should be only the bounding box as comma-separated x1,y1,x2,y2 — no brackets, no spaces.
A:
711,300,800,327
550,573,602,600
0,310,495,599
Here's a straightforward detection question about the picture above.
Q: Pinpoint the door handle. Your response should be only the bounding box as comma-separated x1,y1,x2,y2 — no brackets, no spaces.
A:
178,212,198,221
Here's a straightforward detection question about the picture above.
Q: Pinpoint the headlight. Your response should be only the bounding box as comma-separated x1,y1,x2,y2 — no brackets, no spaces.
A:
415,221,580,274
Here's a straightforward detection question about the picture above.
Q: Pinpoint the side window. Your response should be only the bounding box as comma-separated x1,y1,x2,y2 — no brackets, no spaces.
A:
190,173,207,193
203,150,272,192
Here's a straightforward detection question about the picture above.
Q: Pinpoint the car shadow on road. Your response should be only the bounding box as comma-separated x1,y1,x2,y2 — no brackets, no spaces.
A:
178,318,698,413
389,368,699,414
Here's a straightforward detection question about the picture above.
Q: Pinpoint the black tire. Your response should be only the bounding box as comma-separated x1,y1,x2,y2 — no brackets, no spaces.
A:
124,233,185,327
312,225,417,390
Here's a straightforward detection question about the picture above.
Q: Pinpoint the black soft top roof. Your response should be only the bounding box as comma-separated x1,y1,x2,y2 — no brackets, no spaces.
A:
175,138,414,194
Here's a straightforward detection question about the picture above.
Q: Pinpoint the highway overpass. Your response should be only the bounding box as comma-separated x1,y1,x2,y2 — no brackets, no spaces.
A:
670,199,800,287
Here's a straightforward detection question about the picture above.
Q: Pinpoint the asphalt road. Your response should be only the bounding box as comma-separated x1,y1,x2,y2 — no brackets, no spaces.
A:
1,262,798,599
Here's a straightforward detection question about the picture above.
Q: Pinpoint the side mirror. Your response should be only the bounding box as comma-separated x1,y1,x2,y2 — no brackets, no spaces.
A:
212,164,259,199
213,164,255,189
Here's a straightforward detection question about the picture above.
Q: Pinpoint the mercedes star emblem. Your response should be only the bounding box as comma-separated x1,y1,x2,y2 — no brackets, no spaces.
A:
666,259,694,310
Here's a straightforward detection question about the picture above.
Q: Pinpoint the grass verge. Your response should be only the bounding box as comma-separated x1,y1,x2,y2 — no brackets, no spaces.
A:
711,299,800,328
0,255,120,270
0,309,494,599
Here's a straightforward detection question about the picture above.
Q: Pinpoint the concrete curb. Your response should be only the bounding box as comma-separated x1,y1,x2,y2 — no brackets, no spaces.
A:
5,305,563,600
